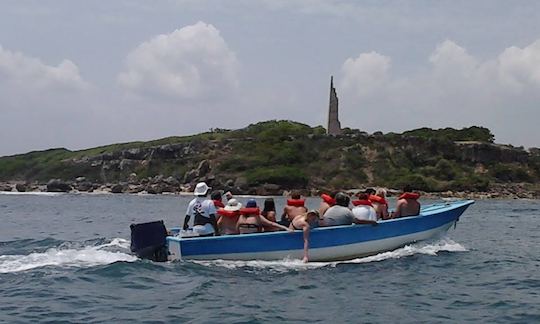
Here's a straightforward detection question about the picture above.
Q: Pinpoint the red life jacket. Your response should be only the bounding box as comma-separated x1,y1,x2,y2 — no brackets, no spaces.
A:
213,200,225,208
239,207,260,216
217,209,239,217
399,192,420,200
368,195,388,205
352,200,373,207
287,199,305,207
321,194,336,206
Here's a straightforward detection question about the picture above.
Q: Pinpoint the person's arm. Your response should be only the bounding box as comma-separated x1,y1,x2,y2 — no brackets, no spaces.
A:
209,214,220,236
236,217,241,233
381,205,389,220
302,222,310,263
183,215,191,230
260,215,292,232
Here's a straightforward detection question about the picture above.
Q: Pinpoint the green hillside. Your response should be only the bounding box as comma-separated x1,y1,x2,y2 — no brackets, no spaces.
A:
1,120,539,196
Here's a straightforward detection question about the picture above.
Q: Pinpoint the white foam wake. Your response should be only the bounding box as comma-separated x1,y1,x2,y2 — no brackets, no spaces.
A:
0,191,63,196
0,238,136,273
193,237,467,272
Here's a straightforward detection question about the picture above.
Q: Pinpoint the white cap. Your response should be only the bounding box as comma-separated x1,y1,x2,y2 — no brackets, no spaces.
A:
194,182,210,196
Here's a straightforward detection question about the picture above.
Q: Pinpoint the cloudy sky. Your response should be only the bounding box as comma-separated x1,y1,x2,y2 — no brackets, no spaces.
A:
1,0,540,156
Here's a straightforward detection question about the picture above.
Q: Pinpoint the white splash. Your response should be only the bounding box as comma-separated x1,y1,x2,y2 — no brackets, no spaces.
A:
0,191,63,196
193,237,467,272
0,238,136,273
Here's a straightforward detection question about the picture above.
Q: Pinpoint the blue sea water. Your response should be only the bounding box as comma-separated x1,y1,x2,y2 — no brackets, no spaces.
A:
0,193,539,323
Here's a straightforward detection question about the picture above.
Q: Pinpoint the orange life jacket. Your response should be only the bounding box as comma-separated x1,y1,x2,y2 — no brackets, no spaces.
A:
213,200,225,208
352,200,373,207
287,199,305,207
217,209,239,217
239,207,260,215
321,194,336,206
368,195,388,205
399,192,420,200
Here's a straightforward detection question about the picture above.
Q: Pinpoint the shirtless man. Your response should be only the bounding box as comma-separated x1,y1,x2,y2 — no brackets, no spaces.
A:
290,210,320,263
281,192,308,226
392,185,421,218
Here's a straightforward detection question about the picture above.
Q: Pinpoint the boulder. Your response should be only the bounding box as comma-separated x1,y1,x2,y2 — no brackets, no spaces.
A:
15,183,27,192
196,160,210,177
262,183,282,195
111,184,124,194
183,169,199,183
234,177,249,190
146,184,164,195
163,176,180,186
0,183,12,192
75,182,94,192
47,179,72,192
128,173,138,184
127,184,145,193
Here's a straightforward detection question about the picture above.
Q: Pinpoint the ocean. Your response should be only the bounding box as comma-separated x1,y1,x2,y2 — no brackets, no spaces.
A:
1,193,539,323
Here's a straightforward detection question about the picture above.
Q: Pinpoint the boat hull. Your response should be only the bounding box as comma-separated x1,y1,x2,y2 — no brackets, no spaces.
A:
167,200,474,262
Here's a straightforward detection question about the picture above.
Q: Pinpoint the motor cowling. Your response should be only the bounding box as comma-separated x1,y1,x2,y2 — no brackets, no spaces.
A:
130,220,168,262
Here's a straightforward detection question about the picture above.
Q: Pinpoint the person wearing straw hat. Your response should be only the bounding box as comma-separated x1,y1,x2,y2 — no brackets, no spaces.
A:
217,198,242,235
183,182,220,236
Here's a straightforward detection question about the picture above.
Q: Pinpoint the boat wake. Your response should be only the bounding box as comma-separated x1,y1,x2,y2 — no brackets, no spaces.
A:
0,238,137,274
192,237,467,273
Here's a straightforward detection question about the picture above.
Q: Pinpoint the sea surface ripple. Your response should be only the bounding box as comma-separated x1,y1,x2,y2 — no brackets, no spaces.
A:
1,193,539,323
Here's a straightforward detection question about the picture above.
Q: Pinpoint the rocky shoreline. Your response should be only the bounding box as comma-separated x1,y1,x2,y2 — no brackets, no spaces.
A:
0,178,538,200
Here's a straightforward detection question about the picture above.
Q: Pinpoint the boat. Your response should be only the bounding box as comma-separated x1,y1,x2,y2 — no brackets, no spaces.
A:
134,199,474,262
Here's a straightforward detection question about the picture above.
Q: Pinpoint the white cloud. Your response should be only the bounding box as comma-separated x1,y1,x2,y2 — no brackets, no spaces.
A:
118,21,239,100
339,39,540,145
0,45,88,91
341,51,390,98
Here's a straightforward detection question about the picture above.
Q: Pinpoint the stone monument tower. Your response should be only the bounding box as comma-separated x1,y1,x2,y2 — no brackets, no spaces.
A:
327,76,342,135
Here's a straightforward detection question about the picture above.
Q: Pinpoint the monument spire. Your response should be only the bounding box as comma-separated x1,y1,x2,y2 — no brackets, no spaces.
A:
327,76,342,135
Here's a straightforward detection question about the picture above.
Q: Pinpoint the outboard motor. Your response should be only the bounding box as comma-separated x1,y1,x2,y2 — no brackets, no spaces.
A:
130,220,168,262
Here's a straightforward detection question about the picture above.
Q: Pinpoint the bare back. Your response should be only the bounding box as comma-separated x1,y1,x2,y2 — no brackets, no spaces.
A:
283,205,308,222
218,215,240,235
372,202,389,220
394,199,420,218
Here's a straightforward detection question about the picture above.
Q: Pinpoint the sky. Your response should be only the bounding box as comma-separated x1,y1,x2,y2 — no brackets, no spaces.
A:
1,0,540,157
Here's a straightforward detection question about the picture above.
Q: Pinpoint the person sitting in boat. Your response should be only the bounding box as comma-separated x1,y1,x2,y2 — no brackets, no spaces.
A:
392,185,421,218
351,193,378,225
237,199,291,234
217,198,242,235
261,198,279,232
211,190,225,209
290,210,320,263
183,182,220,236
369,188,389,220
319,192,336,216
319,192,355,226
280,192,308,226
365,187,376,196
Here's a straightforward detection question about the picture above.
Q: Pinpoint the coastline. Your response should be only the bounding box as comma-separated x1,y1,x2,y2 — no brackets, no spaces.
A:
1,181,537,200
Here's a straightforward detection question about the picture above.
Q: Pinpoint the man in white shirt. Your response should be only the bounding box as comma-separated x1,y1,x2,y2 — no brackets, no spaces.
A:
183,182,220,236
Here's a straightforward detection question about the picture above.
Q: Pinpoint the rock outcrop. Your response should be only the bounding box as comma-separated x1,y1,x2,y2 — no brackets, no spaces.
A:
47,179,72,192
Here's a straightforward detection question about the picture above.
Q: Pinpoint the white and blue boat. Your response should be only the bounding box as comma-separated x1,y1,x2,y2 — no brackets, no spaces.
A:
159,200,474,262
